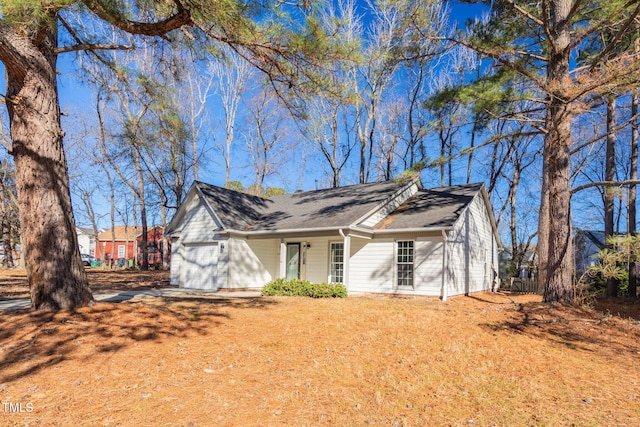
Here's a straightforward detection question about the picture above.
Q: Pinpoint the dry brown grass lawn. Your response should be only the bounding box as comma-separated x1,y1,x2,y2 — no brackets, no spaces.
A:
0,269,172,300
0,270,639,426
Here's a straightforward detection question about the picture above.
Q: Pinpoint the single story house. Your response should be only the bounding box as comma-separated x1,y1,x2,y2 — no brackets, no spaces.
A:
165,177,501,300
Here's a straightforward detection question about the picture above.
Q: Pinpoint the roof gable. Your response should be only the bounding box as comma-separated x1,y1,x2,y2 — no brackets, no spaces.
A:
374,184,483,230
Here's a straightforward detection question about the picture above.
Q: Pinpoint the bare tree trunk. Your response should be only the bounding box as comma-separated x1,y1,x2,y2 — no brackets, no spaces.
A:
0,22,93,310
134,148,149,271
161,199,169,270
509,168,521,271
467,124,477,184
536,144,549,294
541,0,573,303
0,168,14,268
1,213,13,268
605,94,618,297
630,88,638,297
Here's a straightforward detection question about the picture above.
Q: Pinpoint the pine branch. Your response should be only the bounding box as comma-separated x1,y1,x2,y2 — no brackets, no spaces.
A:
447,37,546,90
589,1,640,72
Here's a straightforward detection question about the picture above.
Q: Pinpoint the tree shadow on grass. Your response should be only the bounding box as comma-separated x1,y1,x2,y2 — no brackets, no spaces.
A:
0,296,278,383
480,301,640,355
0,270,174,301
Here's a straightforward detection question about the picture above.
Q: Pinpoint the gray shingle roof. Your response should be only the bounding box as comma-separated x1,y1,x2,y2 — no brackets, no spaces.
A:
374,183,483,230
250,180,401,231
196,182,273,230
197,180,402,232
196,180,483,233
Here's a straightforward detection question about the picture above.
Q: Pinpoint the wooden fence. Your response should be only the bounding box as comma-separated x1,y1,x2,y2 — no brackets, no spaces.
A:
500,277,540,294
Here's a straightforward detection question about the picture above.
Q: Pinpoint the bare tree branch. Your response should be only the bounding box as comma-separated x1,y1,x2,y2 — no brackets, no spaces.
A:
572,180,640,195
55,44,133,54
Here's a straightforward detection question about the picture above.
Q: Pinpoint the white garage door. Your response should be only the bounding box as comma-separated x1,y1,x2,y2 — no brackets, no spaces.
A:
183,244,218,290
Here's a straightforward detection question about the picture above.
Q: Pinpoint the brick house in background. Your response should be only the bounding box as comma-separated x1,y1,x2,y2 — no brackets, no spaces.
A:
97,226,141,265
96,225,169,268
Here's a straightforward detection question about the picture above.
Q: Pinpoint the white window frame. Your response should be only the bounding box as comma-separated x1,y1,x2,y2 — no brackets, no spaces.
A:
396,240,414,289
329,242,344,284
117,244,125,259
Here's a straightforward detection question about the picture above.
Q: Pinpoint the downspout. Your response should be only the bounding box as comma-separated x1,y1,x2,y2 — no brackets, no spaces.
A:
339,229,350,291
441,229,448,302
279,239,286,278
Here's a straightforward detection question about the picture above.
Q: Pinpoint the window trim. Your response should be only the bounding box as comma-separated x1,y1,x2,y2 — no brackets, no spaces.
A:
329,242,344,284
396,240,415,289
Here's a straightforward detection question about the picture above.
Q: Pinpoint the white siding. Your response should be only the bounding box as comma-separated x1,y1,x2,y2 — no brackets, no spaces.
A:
179,197,219,244
413,238,444,296
170,237,182,285
227,238,276,289
302,237,330,283
77,232,91,255
349,239,395,293
182,243,218,290
445,193,498,297
170,195,224,289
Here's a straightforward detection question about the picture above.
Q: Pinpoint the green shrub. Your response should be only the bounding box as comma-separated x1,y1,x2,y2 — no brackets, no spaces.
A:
261,278,347,298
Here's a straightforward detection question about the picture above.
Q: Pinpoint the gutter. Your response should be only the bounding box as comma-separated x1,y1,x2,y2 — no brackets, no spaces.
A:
223,225,375,238
441,229,448,302
373,226,454,235
219,224,453,239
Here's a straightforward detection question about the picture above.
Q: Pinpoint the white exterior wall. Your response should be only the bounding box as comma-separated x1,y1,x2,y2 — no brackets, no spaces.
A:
349,239,395,293
77,233,92,255
170,195,224,289
182,243,219,290
179,198,220,244
413,238,445,296
301,237,330,283
445,194,498,297
170,237,182,285
348,237,444,296
226,238,276,289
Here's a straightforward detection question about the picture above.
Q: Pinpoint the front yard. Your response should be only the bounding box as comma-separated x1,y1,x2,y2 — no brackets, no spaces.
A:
0,270,638,425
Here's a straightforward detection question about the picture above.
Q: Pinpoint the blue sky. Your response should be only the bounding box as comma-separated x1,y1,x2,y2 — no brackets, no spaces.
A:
0,1,535,234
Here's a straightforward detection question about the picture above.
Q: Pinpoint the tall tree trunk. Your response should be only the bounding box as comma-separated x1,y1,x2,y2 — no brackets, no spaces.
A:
509,168,521,273
541,0,573,303
0,22,93,310
537,149,549,293
134,148,149,271
0,170,14,268
630,89,638,297
2,215,14,268
605,94,617,297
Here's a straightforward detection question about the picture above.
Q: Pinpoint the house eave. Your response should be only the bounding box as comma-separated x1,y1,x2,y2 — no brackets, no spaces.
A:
216,224,452,239
372,226,453,235
220,225,375,239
